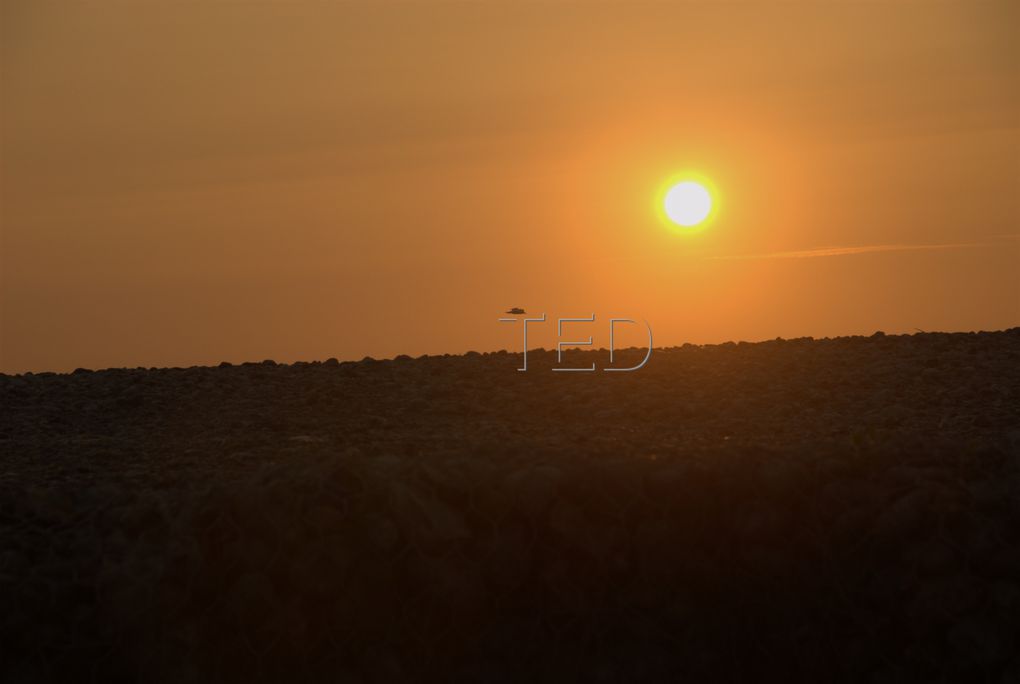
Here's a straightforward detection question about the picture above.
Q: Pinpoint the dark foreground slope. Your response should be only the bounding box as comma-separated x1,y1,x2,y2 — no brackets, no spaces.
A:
2,330,1020,682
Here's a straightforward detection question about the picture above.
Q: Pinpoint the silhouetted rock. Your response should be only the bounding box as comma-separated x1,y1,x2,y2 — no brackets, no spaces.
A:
0,329,1018,682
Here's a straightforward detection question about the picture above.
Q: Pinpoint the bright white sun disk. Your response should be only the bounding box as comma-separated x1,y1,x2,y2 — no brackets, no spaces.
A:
664,181,712,227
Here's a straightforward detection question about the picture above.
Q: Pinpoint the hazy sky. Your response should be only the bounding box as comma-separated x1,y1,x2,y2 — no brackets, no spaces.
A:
2,1,1018,372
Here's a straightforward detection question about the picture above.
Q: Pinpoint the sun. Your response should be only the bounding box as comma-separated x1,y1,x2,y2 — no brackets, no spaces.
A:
663,180,713,227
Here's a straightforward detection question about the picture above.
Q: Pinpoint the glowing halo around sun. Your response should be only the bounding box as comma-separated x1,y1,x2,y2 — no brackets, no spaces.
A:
656,173,719,232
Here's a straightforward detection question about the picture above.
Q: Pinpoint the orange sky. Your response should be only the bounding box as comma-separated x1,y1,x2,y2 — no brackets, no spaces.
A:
2,1,1018,373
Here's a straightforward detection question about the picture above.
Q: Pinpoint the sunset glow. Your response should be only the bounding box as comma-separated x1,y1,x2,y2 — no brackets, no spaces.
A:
1,1,1016,372
3,2,1019,679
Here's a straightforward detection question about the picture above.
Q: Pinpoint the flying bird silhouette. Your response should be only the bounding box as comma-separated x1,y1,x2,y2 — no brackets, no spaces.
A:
505,307,526,315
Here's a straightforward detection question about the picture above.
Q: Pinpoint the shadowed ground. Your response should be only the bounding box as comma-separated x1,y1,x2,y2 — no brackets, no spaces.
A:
2,330,1019,682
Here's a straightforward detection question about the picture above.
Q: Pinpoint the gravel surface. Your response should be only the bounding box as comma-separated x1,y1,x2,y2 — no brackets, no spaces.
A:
2,329,1020,682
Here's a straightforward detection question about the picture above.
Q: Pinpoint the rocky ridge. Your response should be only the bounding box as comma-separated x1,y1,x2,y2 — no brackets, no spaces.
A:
2,329,1019,682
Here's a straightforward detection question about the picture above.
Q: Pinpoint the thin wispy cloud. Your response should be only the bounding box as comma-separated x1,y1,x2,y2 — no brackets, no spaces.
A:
711,241,989,261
